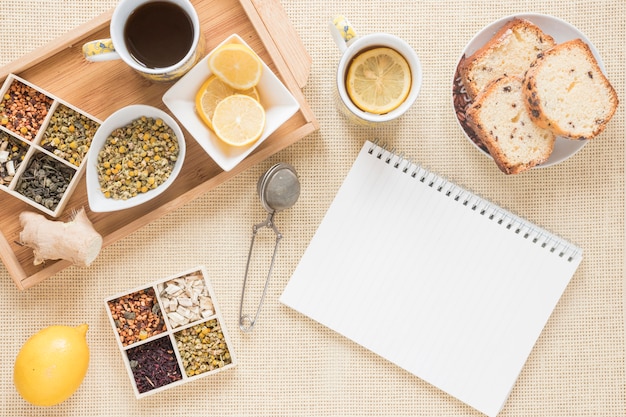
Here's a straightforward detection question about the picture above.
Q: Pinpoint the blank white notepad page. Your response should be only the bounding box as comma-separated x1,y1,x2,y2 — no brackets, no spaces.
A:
280,141,582,417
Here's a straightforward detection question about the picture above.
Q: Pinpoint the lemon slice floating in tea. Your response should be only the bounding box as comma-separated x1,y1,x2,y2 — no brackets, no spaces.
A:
212,94,266,147
195,75,259,129
346,47,412,114
208,43,263,90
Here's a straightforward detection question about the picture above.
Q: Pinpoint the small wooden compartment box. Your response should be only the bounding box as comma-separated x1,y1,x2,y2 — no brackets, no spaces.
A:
0,0,318,291
0,74,101,217
104,266,237,398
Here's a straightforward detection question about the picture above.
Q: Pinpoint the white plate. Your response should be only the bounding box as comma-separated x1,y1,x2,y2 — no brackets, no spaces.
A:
86,104,186,212
452,13,605,168
163,34,300,172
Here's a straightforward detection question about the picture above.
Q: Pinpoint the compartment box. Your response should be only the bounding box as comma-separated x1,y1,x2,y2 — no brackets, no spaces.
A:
104,266,237,398
0,74,101,217
0,0,317,291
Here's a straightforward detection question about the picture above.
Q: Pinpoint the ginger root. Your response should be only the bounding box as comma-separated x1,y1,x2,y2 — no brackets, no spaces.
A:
19,208,102,267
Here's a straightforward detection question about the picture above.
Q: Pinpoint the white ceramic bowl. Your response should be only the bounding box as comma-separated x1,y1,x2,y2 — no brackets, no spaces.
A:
452,13,605,168
86,104,186,212
162,34,300,172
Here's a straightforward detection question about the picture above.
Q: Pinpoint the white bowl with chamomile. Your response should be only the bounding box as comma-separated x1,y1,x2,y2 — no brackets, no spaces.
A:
86,104,186,213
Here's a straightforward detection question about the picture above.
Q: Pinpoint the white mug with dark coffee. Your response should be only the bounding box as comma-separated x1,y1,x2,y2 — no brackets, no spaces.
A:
82,0,204,82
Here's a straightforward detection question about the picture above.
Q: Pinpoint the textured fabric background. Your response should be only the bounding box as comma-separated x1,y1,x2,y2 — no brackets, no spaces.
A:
0,0,623,416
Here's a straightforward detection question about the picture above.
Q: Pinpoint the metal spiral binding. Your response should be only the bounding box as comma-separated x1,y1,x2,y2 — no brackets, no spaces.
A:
366,140,582,263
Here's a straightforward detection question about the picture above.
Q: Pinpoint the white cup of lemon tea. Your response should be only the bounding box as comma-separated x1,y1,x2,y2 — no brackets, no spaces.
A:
82,0,205,82
330,15,422,126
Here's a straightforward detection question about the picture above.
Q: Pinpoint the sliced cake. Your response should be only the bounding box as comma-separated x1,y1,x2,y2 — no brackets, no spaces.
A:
466,75,555,175
523,38,619,140
459,18,556,99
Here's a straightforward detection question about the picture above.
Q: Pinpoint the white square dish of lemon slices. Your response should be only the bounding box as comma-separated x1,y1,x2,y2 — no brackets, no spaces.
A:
163,34,300,172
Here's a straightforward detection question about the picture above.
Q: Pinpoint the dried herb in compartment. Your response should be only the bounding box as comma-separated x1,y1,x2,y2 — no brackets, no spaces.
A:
158,272,215,329
41,104,100,167
126,336,183,393
0,79,53,141
107,287,167,346
16,152,75,210
0,131,28,186
175,319,232,377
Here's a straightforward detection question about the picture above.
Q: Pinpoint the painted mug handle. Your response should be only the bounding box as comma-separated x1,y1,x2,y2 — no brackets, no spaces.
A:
82,39,121,62
329,15,357,53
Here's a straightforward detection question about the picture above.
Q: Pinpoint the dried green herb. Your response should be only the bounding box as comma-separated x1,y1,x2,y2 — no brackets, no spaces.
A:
16,152,75,210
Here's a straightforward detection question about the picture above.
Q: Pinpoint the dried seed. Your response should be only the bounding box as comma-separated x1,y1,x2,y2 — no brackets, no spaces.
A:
16,152,75,210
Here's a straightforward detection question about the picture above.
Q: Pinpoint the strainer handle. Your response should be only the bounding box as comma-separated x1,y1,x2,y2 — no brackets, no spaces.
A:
238,212,282,332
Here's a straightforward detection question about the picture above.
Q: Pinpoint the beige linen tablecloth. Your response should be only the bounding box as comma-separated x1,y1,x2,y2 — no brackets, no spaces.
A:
0,0,623,416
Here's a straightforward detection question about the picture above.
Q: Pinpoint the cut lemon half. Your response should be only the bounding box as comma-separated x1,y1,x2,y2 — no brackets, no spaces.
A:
212,94,266,147
346,47,412,114
195,75,259,129
208,43,263,90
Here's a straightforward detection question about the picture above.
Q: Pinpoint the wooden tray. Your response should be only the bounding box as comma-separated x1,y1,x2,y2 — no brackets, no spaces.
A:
0,0,318,290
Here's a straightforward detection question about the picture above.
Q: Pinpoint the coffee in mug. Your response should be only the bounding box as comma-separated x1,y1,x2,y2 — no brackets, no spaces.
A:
82,0,204,82
124,2,194,69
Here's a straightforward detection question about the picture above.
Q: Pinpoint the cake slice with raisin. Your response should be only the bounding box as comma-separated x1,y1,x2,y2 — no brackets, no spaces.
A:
459,18,556,99
523,38,618,140
466,75,555,174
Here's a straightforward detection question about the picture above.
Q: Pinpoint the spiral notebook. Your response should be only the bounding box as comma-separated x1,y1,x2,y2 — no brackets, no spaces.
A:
280,140,583,417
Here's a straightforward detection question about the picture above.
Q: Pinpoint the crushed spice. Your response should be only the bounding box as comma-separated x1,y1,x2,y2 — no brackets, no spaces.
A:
0,79,53,141
107,287,167,346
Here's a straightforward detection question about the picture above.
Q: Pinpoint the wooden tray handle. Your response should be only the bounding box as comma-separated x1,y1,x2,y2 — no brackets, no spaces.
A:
247,0,312,89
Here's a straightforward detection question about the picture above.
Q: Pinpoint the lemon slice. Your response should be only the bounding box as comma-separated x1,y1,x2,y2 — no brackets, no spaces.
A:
346,47,412,114
212,94,266,147
195,75,259,129
208,43,263,90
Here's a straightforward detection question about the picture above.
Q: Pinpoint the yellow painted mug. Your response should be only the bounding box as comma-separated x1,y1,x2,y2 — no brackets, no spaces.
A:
330,15,422,126
82,0,204,82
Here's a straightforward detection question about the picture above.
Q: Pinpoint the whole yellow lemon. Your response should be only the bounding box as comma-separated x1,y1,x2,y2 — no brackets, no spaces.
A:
14,324,90,406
